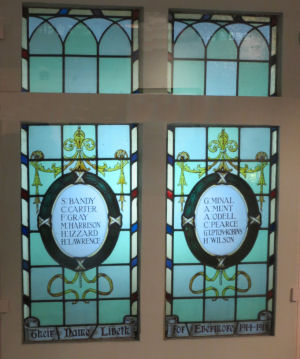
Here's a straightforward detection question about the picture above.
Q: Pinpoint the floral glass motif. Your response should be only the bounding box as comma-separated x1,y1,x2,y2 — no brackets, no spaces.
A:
166,126,278,338
21,124,139,342
168,12,278,96
22,8,139,93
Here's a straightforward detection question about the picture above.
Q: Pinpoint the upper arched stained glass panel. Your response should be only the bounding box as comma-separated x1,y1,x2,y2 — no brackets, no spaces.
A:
169,12,279,96
22,7,140,93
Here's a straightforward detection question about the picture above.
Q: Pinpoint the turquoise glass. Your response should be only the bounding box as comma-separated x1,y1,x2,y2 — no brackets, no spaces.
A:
100,24,131,55
205,298,235,321
98,300,130,324
173,299,203,322
65,301,97,325
174,27,205,58
30,22,62,54
65,57,97,93
193,22,220,45
207,28,237,59
29,57,62,92
206,61,237,95
174,127,206,159
173,60,204,95
239,62,269,96
99,58,131,93
65,23,97,55
31,302,63,325
240,127,270,159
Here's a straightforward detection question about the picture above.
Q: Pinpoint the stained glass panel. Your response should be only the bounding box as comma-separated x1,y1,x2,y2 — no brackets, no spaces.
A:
21,124,139,342
166,126,278,338
169,12,279,96
22,8,140,93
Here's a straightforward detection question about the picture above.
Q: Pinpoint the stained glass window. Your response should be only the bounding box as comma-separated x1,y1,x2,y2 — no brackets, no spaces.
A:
21,124,139,342
166,126,278,338
168,13,278,96
22,8,139,93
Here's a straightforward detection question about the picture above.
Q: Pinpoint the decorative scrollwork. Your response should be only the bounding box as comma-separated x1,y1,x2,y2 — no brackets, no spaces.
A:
47,271,113,304
189,269,252,301
30,126,129,212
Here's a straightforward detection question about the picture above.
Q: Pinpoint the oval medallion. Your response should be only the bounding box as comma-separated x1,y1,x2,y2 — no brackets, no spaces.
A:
38,171,122,271
182,172,261,269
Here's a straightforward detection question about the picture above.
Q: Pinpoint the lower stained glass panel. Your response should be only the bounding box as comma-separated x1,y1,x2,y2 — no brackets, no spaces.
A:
165,125,278,338
21,124,139,342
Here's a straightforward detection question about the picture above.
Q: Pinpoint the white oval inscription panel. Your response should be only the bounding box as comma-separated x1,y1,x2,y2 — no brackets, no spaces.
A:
195,184,248,256
52,184,109,258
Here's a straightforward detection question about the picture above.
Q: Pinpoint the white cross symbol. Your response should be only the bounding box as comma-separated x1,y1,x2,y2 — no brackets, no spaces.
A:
217,257,225,268
38,216,50,228
75,171,85,184
182,216,194,227
249,215,261,225
109,216,122,226
75,259,86,271
217,172,228,184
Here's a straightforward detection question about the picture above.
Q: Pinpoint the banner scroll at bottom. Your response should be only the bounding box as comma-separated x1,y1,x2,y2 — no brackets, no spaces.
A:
24,316,137,342
166,314,272,338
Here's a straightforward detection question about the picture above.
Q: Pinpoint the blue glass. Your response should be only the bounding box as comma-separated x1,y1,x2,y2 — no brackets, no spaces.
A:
206,61,237,95
49,17,78,41
118,19,132,40
97,125,130,158
173,265,204,297
31,267,62,300
65,301,97,325
65,57,97,93
237,264,267,295
98,265,130,298
192,22,220,45
240,127,270,159
225,23,252,45
174,21,188,41
29,17,44,37
29,125,62,158
174,27,204,58
99,58,131,93
84,18,112,41
205,298,235,321
258,25,271,43
175,127,206,160
30,22,62,54
100,24,131,55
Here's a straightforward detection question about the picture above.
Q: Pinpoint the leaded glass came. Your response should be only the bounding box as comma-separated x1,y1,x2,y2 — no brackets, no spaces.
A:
21,124,139,342
168,13,279,96
22,8,139,93
166,126,278,338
